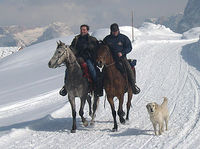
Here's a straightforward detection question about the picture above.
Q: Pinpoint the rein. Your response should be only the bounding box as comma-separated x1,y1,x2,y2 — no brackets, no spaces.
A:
105,62,115,67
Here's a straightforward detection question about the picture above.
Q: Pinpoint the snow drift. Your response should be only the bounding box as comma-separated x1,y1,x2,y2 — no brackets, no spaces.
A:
0,23,200,149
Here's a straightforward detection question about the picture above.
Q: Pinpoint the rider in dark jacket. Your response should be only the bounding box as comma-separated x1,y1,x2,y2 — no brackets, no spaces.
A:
103,23,140,94
103,31,132,60
60,24,103,97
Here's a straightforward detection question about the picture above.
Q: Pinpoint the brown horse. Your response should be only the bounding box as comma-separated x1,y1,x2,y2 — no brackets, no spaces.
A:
96,42,133,131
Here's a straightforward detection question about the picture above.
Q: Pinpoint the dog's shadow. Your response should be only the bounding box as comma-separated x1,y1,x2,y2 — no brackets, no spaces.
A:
110,128,153,137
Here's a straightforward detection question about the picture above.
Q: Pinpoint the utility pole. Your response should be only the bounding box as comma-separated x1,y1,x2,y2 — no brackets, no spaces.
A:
131,10,134,42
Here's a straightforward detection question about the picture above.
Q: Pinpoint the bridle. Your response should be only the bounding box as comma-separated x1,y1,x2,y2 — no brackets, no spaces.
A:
54,48,66,67
55,45,76,67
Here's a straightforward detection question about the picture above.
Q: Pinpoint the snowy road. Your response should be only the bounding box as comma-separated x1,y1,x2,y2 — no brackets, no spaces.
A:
0,24,199,148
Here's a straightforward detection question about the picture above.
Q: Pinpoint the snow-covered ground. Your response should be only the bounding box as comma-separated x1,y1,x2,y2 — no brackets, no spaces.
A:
0,47,19,59
0,23,200,149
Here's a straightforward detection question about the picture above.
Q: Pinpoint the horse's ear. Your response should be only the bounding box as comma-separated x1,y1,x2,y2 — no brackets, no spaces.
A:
56,41,59,45
59,40,65,46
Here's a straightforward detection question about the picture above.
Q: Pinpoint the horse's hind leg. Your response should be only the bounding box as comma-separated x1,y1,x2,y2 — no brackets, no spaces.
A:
86,94,92,117
107,96,118,132
91,96,99,125
68,96,77,133
79,96,88,127
117,95,126,124
126,88,133,120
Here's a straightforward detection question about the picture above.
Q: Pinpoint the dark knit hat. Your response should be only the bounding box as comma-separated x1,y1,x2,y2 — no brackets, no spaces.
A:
110,23,119,32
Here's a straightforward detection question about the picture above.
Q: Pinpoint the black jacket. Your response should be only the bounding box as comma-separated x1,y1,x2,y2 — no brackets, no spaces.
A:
70,34,98,62
103,33,132,59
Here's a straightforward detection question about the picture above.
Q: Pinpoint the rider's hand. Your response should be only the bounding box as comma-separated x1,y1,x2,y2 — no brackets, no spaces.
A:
118,52,122,57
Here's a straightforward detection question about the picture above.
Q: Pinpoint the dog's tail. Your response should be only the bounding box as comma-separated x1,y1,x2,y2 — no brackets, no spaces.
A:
161,97,168,107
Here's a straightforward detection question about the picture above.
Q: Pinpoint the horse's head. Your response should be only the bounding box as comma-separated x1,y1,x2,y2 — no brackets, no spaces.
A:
48,40,70,68
96,41,111,68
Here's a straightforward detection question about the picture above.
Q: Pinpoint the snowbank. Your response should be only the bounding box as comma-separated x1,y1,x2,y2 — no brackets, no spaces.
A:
138,22,182,40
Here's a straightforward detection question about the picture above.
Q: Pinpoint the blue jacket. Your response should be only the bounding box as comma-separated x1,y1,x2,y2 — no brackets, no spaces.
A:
103,33,132,58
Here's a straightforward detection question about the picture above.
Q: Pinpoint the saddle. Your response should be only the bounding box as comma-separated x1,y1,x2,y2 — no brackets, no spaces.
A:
80,62,93,84
128,59,137,73
118,59,137,76
80,61,103,97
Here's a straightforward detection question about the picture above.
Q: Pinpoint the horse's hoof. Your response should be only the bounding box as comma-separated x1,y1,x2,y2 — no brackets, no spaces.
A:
120,118,126,124
90,121,95,126
112,128,118,132
120,121,126,125
122,111,125,117
89,112,93,117
83,120,88,127
71,129,76,133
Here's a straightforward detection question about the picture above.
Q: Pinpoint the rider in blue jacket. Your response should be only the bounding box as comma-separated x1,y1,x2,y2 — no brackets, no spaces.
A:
103,23,140,94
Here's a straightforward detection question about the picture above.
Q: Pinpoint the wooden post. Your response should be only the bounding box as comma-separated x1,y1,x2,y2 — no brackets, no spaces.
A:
131,10,134,42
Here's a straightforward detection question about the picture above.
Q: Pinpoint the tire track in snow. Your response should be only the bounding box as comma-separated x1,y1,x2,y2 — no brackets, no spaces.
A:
170,71,200,149
141,48,190,149
115,44,180,149
134,43,173,105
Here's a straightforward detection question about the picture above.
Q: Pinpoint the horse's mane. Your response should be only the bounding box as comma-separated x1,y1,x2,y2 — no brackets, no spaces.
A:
97,40,112,56
98,40,107,46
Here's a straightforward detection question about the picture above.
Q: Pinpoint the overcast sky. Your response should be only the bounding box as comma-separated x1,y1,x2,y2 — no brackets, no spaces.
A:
0,0,188,33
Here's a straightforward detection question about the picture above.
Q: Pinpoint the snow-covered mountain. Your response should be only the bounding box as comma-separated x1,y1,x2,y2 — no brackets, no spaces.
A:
146,0,200,33
0,23,200,148
0,22,73,47
177,0,200,33
0,47,19,59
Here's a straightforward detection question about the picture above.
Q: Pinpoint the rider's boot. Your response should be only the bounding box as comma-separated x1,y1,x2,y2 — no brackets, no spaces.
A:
59,86,67,96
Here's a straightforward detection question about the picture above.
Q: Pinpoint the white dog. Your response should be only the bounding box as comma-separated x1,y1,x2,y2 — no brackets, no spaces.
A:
146,97,169,135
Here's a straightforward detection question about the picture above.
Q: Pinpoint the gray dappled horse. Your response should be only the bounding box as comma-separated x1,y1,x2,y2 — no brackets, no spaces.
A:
48,41,99,133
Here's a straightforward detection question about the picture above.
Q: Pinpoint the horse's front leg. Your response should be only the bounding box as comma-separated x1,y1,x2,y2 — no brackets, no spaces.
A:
117,94,125,124
86,94,92,117
107,96,118,132
80,95,88,127
69,96,76,133
91,96,99,125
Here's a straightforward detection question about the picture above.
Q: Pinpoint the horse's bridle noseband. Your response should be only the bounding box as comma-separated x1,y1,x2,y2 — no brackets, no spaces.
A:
54,48,67,67
54,45,78,67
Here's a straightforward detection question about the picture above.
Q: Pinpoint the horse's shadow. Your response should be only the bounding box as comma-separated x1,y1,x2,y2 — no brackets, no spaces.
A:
110,128,152,137
0,115,87,133
0,116,153,136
